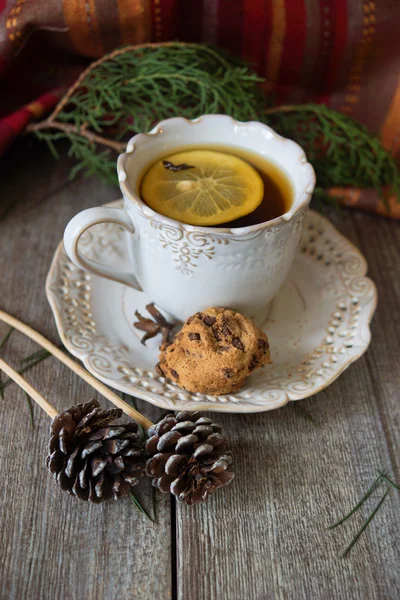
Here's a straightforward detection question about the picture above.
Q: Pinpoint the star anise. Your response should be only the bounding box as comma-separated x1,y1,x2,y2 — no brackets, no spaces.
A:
133,303,174,346
162,160,195,172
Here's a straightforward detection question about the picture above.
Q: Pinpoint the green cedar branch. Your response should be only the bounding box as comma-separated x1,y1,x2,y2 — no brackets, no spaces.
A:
26,42,400,202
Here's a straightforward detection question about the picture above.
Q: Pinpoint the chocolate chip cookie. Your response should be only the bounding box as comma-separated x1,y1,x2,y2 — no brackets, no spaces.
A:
156,307,271,395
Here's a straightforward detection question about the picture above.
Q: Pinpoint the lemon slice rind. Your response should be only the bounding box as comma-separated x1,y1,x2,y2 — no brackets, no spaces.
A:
140,150,264,226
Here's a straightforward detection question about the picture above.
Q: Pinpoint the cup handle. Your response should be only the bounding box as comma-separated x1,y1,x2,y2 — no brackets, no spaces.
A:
63,206,142,291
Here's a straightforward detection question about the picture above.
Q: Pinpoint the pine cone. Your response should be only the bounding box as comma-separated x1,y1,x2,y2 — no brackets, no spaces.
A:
145,411,234,505
46,400,144,503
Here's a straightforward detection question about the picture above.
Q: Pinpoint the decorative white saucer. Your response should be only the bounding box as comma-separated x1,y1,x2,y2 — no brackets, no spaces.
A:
46,200,377,413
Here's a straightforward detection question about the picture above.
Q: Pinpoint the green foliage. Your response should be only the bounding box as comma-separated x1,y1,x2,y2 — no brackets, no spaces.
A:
266,104,400,202
29,42,400,201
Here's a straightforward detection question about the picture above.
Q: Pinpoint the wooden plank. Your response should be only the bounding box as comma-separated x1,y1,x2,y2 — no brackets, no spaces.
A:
2,138,399,600
0,140,171,600
323,207,400,476
351,211,400,478
177,206,400,600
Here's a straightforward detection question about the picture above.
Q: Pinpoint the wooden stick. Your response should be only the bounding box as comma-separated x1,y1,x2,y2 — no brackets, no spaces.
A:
0,358,59,420
0,310,154,430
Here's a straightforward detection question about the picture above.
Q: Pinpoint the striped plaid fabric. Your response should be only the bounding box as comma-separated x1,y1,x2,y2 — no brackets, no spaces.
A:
1,0,399,217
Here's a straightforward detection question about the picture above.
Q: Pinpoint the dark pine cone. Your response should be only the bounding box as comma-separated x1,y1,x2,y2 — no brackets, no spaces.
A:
145,411,234,505
46,400,144,503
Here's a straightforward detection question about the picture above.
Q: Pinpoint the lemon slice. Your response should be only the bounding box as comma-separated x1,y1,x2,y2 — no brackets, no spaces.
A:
140,150,264,226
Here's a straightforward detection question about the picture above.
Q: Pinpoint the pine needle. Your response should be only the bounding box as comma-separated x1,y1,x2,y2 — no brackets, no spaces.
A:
20,348,52,365
130,492,155,523
293,401,319,428
341,489,389,558
23,391,35,429
0,327,14,399
0,327,14,351
328,469,398,558
152,485,156,523
376,470,400,491
328,473,383,529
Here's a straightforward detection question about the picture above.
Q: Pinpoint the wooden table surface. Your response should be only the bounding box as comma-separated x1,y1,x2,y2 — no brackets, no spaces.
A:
0,139,399,600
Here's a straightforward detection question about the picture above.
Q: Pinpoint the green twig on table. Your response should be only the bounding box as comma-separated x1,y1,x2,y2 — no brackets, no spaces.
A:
23,391,35,429
377,470,400,491
328,473,383,529
341,489,390,558
0,327,14,399
20,348,52,366
293,402,319,428
0,326,14,351
152,485,156,523
130,492,155,523
328,469,399,559
0,326,36,428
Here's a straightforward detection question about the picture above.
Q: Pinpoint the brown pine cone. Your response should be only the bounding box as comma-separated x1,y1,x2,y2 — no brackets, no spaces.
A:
145,411,234,505
46,400,144,503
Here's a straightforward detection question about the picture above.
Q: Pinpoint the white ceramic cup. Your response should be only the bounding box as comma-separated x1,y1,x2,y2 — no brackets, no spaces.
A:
63,115,315,323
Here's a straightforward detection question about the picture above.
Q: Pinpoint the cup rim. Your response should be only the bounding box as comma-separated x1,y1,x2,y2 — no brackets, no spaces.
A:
117,114,316,236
